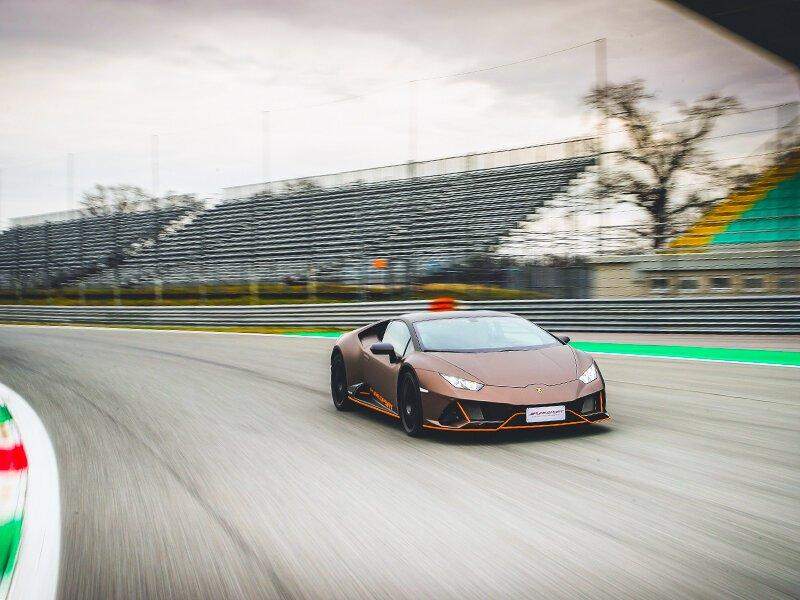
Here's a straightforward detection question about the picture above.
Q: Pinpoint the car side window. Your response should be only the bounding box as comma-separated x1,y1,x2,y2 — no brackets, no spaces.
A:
382,320,412,358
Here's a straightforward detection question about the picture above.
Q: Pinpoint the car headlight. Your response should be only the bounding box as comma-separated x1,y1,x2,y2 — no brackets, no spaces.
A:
579,363,598,384
440,373,484,391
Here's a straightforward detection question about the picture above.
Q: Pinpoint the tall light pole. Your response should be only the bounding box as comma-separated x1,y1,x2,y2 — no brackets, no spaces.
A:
151,133,161,302
262,110,271,189
408,80,418,177
594,38,608,252
777,100,799,152
66,153,74,212
151,134,160,200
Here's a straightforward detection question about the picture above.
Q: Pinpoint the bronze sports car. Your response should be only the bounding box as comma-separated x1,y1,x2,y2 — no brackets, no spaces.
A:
330,310,609,436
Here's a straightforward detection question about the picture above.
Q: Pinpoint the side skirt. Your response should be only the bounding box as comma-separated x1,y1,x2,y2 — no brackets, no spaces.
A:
347,386,399,419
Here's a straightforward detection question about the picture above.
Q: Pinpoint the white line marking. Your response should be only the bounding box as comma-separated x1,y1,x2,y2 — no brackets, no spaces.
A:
0,382,60,600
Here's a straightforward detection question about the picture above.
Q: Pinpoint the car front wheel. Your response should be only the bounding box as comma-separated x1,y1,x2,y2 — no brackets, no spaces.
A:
399,371,424,436
331,353,352,411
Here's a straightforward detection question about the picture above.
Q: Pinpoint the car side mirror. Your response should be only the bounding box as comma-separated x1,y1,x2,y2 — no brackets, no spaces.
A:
370,342,399,363
556,335,570,344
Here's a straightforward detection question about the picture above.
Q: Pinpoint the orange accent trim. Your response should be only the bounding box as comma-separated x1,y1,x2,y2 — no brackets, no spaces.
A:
455,401,470,423
500,412,524,428
566,409,592,424
501,419,605,430
422,409,610,432
368,387,394,411
348,394,400,419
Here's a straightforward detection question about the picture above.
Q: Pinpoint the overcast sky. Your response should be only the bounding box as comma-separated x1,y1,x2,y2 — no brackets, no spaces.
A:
0,0,797,225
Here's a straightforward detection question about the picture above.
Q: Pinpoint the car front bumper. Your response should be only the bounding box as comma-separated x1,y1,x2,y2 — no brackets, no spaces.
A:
422,391,610,432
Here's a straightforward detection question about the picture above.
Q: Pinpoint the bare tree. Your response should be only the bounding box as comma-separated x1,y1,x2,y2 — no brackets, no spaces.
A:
80,184,113,215
81,185,205,214
159,191,206,211
284,178,319,193
109,185,151,212
585,80,745,248
81,184,152,214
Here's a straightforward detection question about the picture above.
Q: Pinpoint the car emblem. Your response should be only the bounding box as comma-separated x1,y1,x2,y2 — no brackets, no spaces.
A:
536,387,543,394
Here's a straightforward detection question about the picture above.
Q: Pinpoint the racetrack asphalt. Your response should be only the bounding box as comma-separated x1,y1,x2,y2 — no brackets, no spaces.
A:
0,325,798,599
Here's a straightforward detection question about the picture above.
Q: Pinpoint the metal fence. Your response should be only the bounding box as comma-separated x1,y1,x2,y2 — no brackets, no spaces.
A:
224,137,597,199
0,295,797,334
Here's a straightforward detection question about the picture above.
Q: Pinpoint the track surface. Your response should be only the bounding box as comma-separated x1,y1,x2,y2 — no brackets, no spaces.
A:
0,326,798,599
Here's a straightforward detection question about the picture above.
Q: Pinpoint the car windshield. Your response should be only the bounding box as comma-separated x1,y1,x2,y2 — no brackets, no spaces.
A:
414,316,558,352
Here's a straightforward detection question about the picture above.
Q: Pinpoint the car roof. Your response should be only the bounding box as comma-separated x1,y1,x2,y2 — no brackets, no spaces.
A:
398,310,517,324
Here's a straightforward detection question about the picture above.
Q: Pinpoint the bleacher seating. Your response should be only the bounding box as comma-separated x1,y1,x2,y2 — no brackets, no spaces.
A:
0,208,190,288
0,156,593,288
712,172,800,244
670,153,800,249
72,156,594,286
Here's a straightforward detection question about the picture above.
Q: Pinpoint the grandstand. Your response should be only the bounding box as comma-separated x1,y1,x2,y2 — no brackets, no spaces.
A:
4,141,798,298
63,154,594,287
0,208,192,289
670,152,800,248
0,138,600,291
590,152,800,297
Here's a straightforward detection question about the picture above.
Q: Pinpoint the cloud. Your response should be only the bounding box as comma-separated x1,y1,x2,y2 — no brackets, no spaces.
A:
0,0,796,224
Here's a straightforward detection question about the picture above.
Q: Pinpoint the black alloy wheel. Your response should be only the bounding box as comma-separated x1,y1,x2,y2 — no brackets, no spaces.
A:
331,353,352,411
399,371,424,436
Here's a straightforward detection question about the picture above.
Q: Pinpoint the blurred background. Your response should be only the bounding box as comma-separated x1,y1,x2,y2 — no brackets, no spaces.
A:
0,0,797,305
1,3,799,599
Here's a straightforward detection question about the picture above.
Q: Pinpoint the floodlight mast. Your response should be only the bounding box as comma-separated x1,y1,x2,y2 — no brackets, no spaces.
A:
595,37,608,253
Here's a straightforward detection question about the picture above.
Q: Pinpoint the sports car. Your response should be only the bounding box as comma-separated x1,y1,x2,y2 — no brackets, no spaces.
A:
330,310,609,436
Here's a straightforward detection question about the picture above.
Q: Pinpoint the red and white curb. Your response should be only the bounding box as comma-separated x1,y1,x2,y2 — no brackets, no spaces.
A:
0,383,59,600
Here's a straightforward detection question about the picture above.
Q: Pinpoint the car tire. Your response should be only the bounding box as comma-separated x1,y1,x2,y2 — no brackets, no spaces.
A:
399,370,425,437
331,353,353,411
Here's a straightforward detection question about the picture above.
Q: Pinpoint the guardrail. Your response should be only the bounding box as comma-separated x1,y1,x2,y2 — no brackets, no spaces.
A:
0,296,798,334
461,296,800,334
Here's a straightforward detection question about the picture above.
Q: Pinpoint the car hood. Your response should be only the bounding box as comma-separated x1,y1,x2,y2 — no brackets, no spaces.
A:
428,345,578,387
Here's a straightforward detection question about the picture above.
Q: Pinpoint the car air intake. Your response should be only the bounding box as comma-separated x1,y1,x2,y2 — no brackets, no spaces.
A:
438,403,463,426
580,393,599,414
